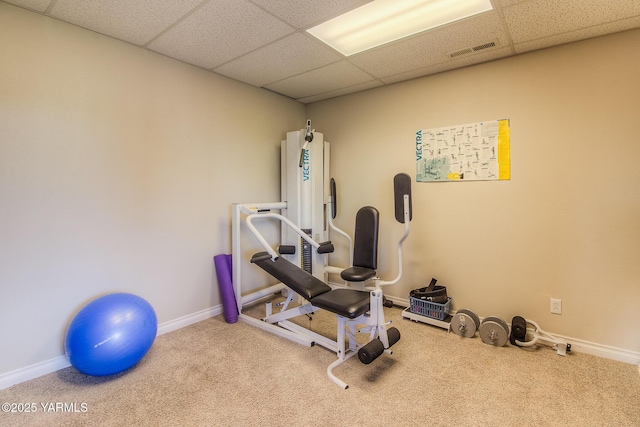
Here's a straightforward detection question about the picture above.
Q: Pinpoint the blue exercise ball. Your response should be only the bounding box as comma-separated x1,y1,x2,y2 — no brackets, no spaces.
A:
65,293,157,376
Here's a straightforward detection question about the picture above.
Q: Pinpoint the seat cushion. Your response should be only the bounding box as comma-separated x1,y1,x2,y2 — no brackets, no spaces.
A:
310,289,370,319
340,266,377,282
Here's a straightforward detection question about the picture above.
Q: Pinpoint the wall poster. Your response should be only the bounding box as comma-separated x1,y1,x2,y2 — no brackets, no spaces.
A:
416,119,510,182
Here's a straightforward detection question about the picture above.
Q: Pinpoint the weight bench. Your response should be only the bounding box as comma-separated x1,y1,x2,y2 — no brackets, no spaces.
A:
250,252,401,389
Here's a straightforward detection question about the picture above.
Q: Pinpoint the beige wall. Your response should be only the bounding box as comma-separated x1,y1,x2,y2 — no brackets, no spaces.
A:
2,1,639,379
0,3,304,374
308,29,640,352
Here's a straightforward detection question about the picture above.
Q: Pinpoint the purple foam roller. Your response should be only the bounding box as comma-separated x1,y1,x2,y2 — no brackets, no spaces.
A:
214,254,238,323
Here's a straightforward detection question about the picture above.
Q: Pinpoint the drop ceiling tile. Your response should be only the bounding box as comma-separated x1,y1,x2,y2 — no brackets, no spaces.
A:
147,0,295,69
264,60,376,99
514,15,640,53
349,11,507,78
297,80,383,103
6,0,640,104
379,46,513,84
503,0,639,44
3,0,51,12
213,33,341,87
251,0,372,29
48,0,202,46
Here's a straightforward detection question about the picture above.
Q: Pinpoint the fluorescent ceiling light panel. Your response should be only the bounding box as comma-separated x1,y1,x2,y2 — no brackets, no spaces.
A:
307,0,493,56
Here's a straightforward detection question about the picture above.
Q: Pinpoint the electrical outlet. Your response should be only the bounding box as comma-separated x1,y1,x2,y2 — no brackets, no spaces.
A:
551,298,562,315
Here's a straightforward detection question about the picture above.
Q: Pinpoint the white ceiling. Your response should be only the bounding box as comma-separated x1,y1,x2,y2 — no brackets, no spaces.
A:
4,0,640,103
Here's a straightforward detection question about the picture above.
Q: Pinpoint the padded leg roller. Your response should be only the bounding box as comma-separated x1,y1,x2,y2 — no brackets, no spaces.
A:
387,327,401,347
358,327,401,364
358,339,384,364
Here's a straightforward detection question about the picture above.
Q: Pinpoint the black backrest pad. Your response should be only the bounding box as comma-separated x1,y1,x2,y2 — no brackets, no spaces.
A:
251,252,331,300
330,178,337,219
352,206,379,270
394,173,412,223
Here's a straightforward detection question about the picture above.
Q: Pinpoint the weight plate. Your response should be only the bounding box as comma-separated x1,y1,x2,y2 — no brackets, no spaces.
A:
459,309,480,329
479,316,509,347
450,309,479,338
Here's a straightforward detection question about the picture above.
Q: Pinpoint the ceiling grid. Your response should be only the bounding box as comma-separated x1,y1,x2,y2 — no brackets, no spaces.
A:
2,0,639,103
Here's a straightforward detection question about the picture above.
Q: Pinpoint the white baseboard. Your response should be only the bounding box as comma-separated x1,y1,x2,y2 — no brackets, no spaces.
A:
0,356,72,391
560,336,640,365
0,304,223,390
157,305,223,336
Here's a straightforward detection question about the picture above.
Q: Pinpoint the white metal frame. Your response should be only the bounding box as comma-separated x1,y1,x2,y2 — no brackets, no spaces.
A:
280,126,329,281
515,319,571,356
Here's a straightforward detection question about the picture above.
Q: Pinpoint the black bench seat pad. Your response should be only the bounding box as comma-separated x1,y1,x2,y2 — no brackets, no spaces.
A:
341,266,377,282
251,252,331,300
251,252,370,318
309,288,370,319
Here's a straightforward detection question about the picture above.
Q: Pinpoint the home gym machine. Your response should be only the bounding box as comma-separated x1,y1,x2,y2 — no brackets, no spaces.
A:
231,121,412,388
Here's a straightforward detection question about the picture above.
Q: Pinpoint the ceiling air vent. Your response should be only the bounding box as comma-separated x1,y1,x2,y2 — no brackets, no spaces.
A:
448,40,498,58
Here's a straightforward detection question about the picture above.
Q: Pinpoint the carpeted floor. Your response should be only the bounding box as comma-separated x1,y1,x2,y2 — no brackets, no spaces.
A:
1,301,639,426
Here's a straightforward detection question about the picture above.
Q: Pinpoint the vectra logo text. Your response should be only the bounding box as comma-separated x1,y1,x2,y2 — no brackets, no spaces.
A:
302,149,310,181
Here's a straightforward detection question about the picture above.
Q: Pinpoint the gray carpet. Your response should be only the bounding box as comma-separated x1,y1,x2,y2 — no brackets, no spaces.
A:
1,302,639,426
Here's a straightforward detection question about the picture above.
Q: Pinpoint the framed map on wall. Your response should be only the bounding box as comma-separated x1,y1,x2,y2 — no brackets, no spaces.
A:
416,119,510,182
